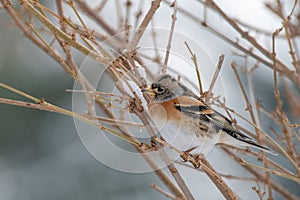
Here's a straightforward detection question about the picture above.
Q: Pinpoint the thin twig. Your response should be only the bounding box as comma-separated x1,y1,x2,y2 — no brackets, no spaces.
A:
151,184,177,200
75,0,116,35
131,0,162,49
184,42,203,96
207,54,224,98
162,0,298,84
223,147,300,200
0,93,140,147
94,115,145,127
20,0,107,63
199,157,238,200
204,0,287,74
163,0,177,72
272,25,299,172
95,0,108,13
239,159,300,184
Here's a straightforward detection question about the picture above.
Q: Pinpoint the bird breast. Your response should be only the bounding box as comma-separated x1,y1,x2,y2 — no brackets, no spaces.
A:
148,100,220,155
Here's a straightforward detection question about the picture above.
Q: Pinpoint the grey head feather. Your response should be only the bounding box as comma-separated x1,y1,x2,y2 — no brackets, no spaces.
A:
151,74,197,102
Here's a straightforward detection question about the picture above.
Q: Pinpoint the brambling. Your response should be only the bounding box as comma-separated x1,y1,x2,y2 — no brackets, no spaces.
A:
142,74,275,158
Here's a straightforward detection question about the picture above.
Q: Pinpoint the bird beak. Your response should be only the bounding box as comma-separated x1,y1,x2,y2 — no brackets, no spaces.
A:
141,85,155,97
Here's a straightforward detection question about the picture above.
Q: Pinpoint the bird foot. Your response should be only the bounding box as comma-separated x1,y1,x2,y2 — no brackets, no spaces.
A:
190,153,204,168
180,147,196,162
180,151,190,162
180,148,203,168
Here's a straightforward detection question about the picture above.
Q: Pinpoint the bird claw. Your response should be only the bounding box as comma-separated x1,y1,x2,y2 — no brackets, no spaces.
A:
180,154,201,168
191,158,201,168
180,148,203,168
180,151,190,162
180,147,196,162
190,154,203,168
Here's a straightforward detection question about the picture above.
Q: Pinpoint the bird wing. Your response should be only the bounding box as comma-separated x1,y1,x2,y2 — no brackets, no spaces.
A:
173,96,274,154
173,97,234,128
173,96,252,140
174,104,211,122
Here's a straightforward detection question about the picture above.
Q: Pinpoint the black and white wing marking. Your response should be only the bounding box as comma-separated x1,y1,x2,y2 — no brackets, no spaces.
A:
174,101,275,154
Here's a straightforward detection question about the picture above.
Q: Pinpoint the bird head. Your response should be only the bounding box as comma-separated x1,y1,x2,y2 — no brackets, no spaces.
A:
141,74,195,102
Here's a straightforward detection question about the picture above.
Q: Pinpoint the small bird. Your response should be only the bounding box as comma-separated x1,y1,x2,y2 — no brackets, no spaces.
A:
141,74,275,159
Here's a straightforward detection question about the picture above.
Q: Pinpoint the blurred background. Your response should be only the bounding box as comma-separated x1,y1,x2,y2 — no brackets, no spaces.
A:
0,11,163,200
0,0,299,199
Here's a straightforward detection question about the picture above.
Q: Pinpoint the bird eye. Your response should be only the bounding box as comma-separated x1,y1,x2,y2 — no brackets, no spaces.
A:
151,83,164,93
157,86,164,93
151,83,157,89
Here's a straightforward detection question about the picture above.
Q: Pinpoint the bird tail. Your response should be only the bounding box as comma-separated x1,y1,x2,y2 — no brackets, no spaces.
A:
219,131,278,156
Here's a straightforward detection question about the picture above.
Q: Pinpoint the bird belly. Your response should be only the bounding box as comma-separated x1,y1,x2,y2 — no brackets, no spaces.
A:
153,117,219,155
